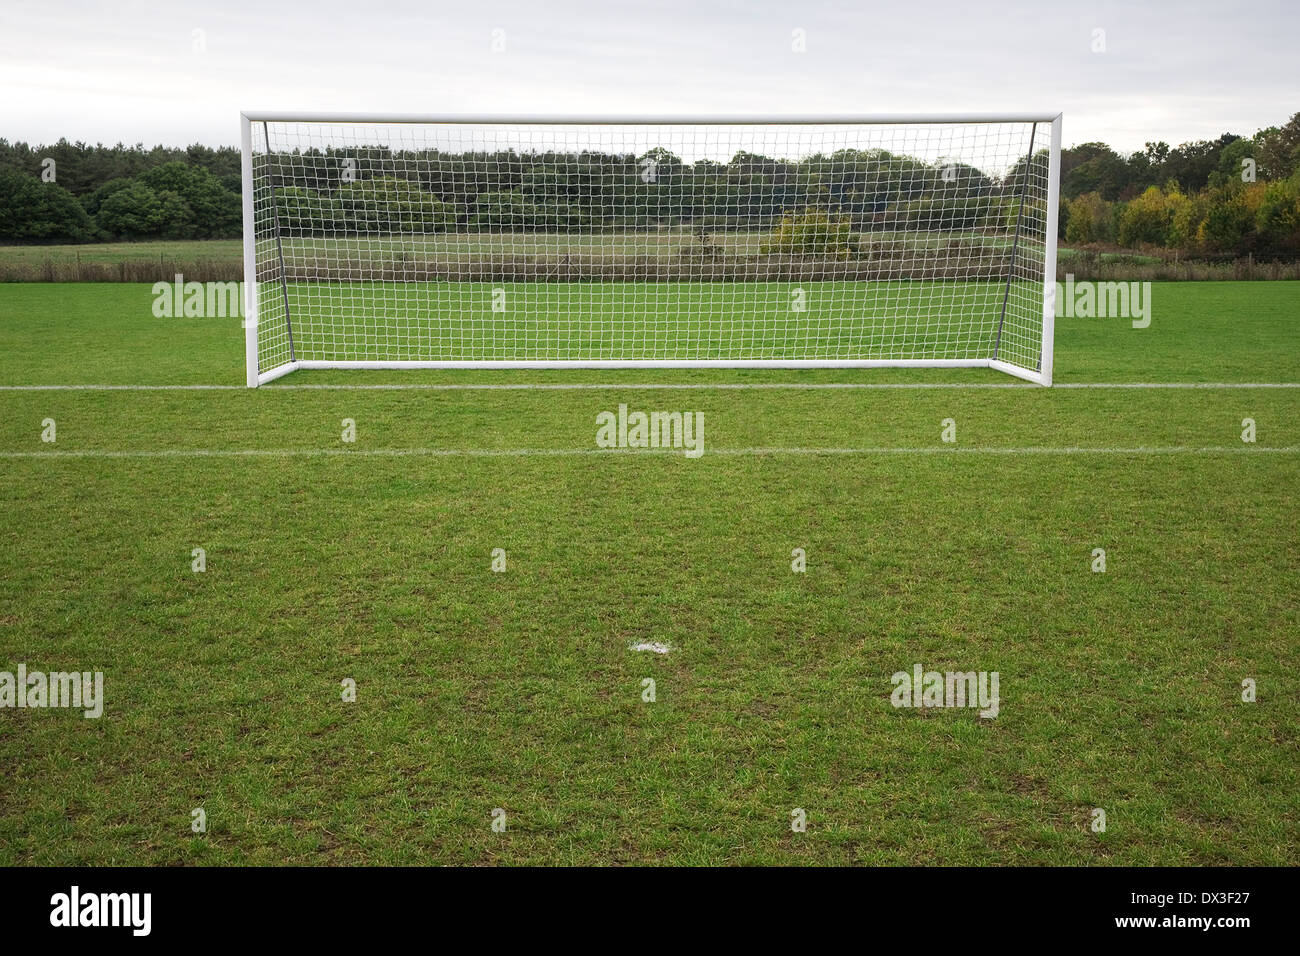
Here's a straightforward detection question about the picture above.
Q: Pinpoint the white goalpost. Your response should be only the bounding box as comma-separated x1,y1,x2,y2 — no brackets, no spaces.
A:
241,112,1062,386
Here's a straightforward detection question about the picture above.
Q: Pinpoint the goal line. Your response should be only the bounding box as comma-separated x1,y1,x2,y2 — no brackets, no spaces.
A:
3,383,1296,391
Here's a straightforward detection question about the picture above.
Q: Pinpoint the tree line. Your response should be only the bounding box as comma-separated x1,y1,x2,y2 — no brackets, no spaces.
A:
262,145,1035,238
0,140,241,242
1,111,1297,258
1058,112,1300,257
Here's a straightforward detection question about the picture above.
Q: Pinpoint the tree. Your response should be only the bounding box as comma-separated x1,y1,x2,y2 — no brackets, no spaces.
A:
83,177,135,217
273,186,341,234
1254,176,1300,255
1168,192,1208,249
1197,185,1257,252
96,181,170,239
1061,143,1135,201
1144,141,1171,166
154,189,196,238
1255,113,1300,180
1064,192,1113,244
1208,137,1258,188
469,190,539,231
1117,186,1179,247
0,171,94,242
761,206,858,258
139,162,239,237
1156,135,1235,192
337,177,450,233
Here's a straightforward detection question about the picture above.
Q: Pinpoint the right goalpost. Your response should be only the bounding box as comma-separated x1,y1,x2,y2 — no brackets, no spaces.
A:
240,113,1062,386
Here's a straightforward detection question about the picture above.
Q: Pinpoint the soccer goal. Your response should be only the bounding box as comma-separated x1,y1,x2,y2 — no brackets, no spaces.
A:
240,112,1062,386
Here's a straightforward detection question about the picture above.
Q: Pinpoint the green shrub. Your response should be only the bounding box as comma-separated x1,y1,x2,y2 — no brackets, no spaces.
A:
96,181,175,239
1118,186,1176,247
469,190,540,231
1254,176,1300,254
138,162,239,238
1065,192,1113,244
336,177,451,233
1198,185,1256,251
273,186,341,234
760,206,858,257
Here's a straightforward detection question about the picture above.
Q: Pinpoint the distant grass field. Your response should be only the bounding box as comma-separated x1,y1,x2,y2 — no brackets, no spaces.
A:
0,239,244,268
0,280,1297,865
6,237,1295,284
0,229,1011,267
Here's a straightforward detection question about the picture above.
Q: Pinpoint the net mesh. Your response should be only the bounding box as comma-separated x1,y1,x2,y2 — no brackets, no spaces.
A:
248,120,1052,375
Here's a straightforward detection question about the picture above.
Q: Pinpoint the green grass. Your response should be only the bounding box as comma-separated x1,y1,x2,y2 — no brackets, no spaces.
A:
257,280,1042,370
0,280,1297,865
3,281,1295,385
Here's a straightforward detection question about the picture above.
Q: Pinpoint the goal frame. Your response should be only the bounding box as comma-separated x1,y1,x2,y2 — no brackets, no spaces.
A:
241,112,1062,387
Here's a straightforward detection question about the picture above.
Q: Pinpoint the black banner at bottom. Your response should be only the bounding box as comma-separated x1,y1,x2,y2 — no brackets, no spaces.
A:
0,865,1278,941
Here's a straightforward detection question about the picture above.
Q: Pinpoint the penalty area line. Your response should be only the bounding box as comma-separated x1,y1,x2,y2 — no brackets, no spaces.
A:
1,446,1297,460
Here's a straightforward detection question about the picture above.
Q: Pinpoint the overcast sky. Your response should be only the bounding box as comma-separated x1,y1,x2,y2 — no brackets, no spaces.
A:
1,0,1295,154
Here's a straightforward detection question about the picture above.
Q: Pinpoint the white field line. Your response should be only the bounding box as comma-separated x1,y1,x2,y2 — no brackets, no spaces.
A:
629,641,673,654
0,382,1297,392
2,446,1296,460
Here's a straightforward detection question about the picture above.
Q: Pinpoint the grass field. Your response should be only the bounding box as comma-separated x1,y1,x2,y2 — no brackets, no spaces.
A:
254,280,1045,372
0,279,1297,865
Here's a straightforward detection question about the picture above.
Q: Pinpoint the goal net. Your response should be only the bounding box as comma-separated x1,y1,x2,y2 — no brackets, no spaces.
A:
241,113,1061,386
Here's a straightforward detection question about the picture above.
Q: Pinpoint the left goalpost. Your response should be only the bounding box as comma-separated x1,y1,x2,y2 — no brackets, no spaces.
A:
241,112,1062,386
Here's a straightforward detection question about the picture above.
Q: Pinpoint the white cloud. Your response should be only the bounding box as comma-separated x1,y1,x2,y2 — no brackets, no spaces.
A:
1,0,1294,151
